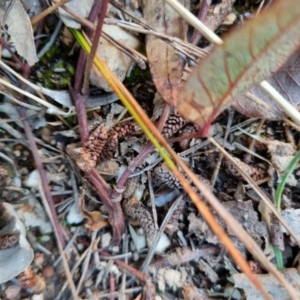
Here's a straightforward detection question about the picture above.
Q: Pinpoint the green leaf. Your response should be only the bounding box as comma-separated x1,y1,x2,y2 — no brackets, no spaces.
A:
178,0,300,136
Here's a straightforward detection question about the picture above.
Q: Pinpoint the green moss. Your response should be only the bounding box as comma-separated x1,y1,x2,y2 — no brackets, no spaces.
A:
34,43,75,89
65,114,76,124
124,64,152,86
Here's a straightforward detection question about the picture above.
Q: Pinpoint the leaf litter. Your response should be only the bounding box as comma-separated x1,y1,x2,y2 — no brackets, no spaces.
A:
0,0,300,299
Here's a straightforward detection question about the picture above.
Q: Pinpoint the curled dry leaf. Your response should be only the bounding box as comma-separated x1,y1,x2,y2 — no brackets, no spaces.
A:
0,0,38,66
142,0,189,106
79,189,108,232
233,49,300,120
177,0,300,135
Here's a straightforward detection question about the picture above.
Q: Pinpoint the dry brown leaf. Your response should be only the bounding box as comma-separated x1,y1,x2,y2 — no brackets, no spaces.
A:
233,49,300,120
0,0,38,66
142,0,189,106
79,189,108,231
90,24,142,91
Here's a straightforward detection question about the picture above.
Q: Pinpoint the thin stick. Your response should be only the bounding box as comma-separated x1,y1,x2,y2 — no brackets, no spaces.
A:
148,171,159,229
164,0,223,44
0,76,70,115
76,231,97,294
18,107,78,299
243,119,265,164
260,81,300,126
211,109,234,187
31,0,70,25
140,195,184,273
52,0,96,30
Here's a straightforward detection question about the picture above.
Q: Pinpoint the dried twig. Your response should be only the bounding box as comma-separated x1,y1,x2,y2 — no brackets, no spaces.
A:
31,0,70,26
100,251,156,300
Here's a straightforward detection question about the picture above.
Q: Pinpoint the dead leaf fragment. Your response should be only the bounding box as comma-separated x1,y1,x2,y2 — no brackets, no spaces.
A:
58,0,94,29
188,201,268,255
90,24,141,91
0,0,38,66
143,0,188,106
281,209,300,246
0,203,34,284
233,268,300,300
79,189,108,231
207,0,235,30
267,140,295,173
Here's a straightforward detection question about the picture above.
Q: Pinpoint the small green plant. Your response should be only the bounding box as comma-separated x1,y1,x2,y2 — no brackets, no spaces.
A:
274,150,300,270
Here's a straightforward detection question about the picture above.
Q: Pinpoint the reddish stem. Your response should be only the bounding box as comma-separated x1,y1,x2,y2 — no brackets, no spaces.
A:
85,0,104,37
71,0,124,245
87,169,124,245
72,1,107,142
69,88,90,142
82,0,109,94
87,169,113,211
18,107,65,247
100,251,149,283
0,38,25,70
190,0,210,45
109,273,115,300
